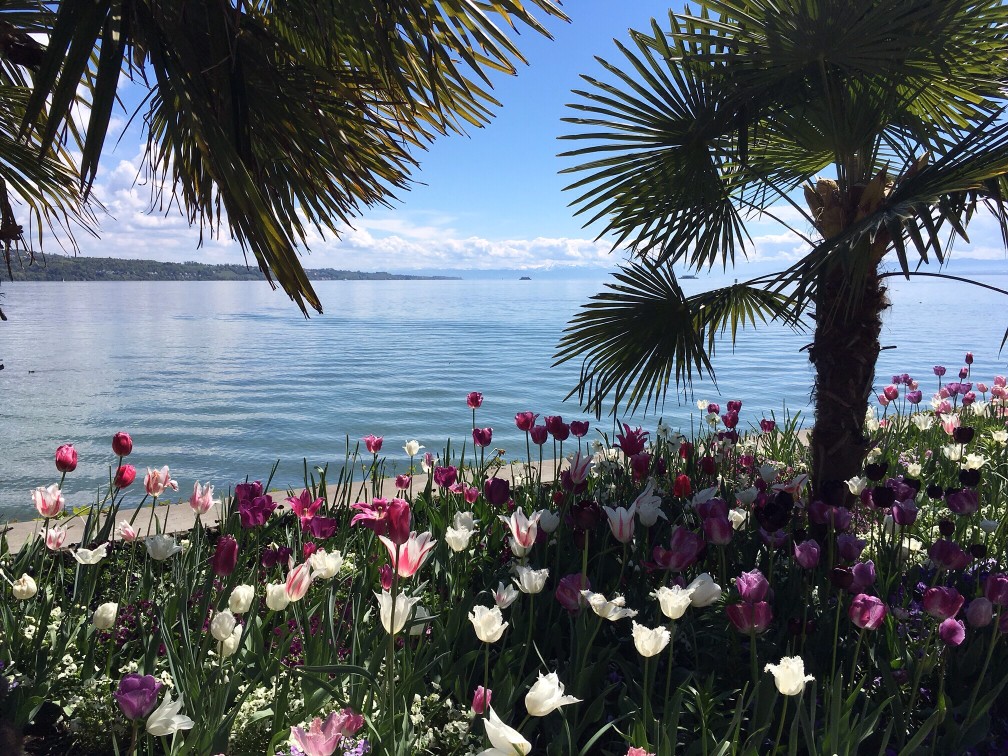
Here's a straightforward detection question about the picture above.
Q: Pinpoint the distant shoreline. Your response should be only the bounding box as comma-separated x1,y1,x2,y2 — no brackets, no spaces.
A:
6,254,461,282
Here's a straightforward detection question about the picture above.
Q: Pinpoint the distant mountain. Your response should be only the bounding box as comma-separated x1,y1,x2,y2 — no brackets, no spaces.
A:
6,255,460,282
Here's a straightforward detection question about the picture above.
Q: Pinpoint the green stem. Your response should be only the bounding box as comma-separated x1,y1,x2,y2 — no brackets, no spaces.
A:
483,642,490,716
772,695,788,754
848,627,865,694
962,613,1000,730
749,627,759,687
662,622,677,715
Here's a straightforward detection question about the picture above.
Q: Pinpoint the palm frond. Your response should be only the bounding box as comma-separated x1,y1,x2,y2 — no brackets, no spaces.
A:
554,261,804,417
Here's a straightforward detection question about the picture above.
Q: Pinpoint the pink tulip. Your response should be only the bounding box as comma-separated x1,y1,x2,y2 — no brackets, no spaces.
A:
849,594,887,630
55,444,77,473
32,484,64,518
379,531,437,578
44,525,66,550
939,617,966,646
144,466,178,498
379,564,394,591
466,391,484,409
114,464,136,488
285,560,313,602
287,489,323,525
570,420,589,437
877,393,890,407
433,466,458,488
735,569,769,603
472,427,493,448
117,521,138,542
472,685,492,715
291,708,364,756
350,498,392,538
726,601,772,633
883,385,899,401
604,504,636,544
464,485,480,504
386,498,411,545
395,474,411,490
499,510,541,557
112,432,133,457
189,481,215,515
363,434,383,454
515,411,539,431
996,375,1007,388
793,539,821,570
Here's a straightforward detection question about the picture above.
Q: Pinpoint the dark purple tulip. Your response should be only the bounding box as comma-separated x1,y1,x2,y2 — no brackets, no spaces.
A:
849,594,887,630
472,427,493,448
569,420,589,437
568,498,603,531
759,418,776,433
483,477,510,506
934,365,946,377
706,402,720,415
703,516,732,546
926,483,945,500
759,528,788,549
836,534,866,562
959,381,973,395
891,500,918,526
696,498,728,520
886,476,915,502
306,516,338,539
261,545,292,568
727,399,742,413
939,617,966,646
967,598,993,628
529,425,548,445
965,351,974,365
830,567,854,590
907,390,923,404
871,486,895,509
211,536,238,576
735,569,769,603
115,674,161,720
969,542,987,560
544,415,566,436
432,466,458,488
959,367,969,379
555,573,589,613
721,411,739,429
849,561,876,593
923,586,964,620
864,461,888,482
550,421,570,442
946,488,978,515
793,539,821,570
235,481,264,502
630,451,650,481
985,573,1008,605
952,426,975,444
515,411,538,432
959,467,981,488
928,539,971,571
726,601,772,634
652,527,704,571
938,518,956,537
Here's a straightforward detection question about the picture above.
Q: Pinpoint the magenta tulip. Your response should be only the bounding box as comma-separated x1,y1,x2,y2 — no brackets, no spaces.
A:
112,431,133,457
211,536,238,576
114,464,136,488
570,420,589,437
386,498,411,546
472,685,492,715
939,617,966,646
363,434,383,454
793,539,821,570
466,391,484,409
923,586,964,620
652,527,704,572
735,570,769,603
433,465,458,488
849,594,887,630
472,427,493,448
529,425,549,445
616,423,648,456
515,411,539,431
985,573,1008,605
55,444,77,473
726,601,772,634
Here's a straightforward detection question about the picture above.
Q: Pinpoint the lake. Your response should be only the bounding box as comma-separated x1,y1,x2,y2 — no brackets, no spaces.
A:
2,272,1006,521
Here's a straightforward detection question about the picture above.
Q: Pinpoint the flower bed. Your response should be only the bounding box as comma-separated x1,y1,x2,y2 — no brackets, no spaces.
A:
2,358,1008,755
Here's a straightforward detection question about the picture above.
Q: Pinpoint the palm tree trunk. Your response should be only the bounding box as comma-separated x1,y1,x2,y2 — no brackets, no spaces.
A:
808,266,890,496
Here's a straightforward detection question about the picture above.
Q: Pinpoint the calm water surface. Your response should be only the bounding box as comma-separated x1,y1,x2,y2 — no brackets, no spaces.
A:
2,274,1006,520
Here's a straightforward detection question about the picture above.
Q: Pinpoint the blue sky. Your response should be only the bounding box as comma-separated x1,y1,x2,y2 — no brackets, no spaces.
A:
65,1,1008,276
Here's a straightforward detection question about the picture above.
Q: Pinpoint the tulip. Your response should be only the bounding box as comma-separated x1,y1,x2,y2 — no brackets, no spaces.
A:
115,675,162,721
472,686,492,715
837,534,866,562
615,423,649,456
735,569,769,603
537,509,561,533
73,543,109,565
652,526,704,572
473,426,493,447
703,515,733,546
570,420,590,437
211,535,238,576
309,549,344,580
483,707,531,755
467,391,484,409
12,573,37,600
265,583,290,611
363,434,383,454
432,465,458,488
112,431,133,456
210,610,237,642
793,539,821,570
55,443,77,473
513,565,549,594
44,525,66,551
445,522,475,552
923,586,964,620
726,601,772,634
849,594,887,630
759,418,776,432
145,695,195,737
285,560,313,602
556,573,589,612
145,534,182,561
394,474,411,491
470,605,508,643
144,466,178,498
687,573,722,607
221,625,243,657
515,411,539,431
631,621,671,657
291,710,355,756
32,484,64,518
188,481,215,515
379,531,437,578
525,672,581,716
984,573,1008,605
376,590,421,635
582,590,638,621
114,464,136,488
529,424,549,445
673,474,692,498
849,561,876,593
929,539,971,571
966,598,993,628
116,521,138,542
603,503,636,544
229,584,255,614
494,581,519,609
93,601,118,630
500,509,541,558
939,617,966,646
764,656,814,696
484,477,511,506
653,585,695,620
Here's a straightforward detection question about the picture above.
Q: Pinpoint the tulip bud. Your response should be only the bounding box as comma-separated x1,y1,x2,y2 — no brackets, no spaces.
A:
12,573,37,600
211,536,238,576
55,444,78,473
114,464,137,488
93,602,118,630
112,432,133,457
472,685,491,715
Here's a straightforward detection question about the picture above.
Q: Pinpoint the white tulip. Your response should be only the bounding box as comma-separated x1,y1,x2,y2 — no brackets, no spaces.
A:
145,534,182,561
512,565,549,594
481,707,531,755
631,621,671,657
221,626,243,657
228,585,255,614
73,543,108,565
582,590,637,621
846,476,868,496
445,525,475,552
376,590,421,635
403,440,423,457
525,671,581,717
653,585,695,620
210,610,237,642
144,695,195,737
265,583,290,611
93,601,118,630
686,573,722,607
469,605,508,643
12,573,37,600
309,549,344,579
536,509,562,534
494,581,519,609
764,656,815,696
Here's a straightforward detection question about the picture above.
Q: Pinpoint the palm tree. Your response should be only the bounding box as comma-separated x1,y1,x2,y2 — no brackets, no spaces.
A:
0,0,566,316
554,0,1008,494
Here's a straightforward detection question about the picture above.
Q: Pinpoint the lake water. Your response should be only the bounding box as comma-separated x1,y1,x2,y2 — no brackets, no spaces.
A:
3,272,1007,521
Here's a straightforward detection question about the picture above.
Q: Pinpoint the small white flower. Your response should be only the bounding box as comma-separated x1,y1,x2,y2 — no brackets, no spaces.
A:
656,419,672,440
73,543,108,565
735,486,759,506
483,707,531,755
145,695,195,737
764,656,815,696
979,519,999,534
758,463,778,484
696,399,709,411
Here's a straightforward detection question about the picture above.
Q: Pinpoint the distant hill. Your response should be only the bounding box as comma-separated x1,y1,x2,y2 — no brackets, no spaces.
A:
6,255,460,282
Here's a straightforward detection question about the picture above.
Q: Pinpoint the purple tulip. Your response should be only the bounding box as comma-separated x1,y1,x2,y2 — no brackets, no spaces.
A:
793,539,821,570
726,601,772,634
849,594,887,630
211,536,238,576
472,427,493,448
529,425,549,445
432,466,458,489
555,573,589,613
923,586,964,620
652,527,705,572
959,367,969,380
939,617,966,646
907,390,923,404
696,498,728,520
735,569,769,603
929,539,971,571
706,402,720,415
849,561,877,593
483,477,510,507
515,411,538,432
985,573,1008,605
569,420,590,437
703,516,733,546
306,516,338,539
115,674,161,721
946,488,978,516
239,494,276,528
967,598,993,628
836,533,866,562
934,365,946,377
727,399,742,413
759,418,776,433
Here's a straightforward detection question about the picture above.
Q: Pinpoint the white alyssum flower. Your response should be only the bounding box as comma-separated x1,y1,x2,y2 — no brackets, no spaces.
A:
653,585,695,620
581,590,638,621
73,543,109,565
764,656,815,696
631,621,671,657
145,695,195,736
93,602,118,630
512,565,549,594
229,585,255,614
525,671,581,717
